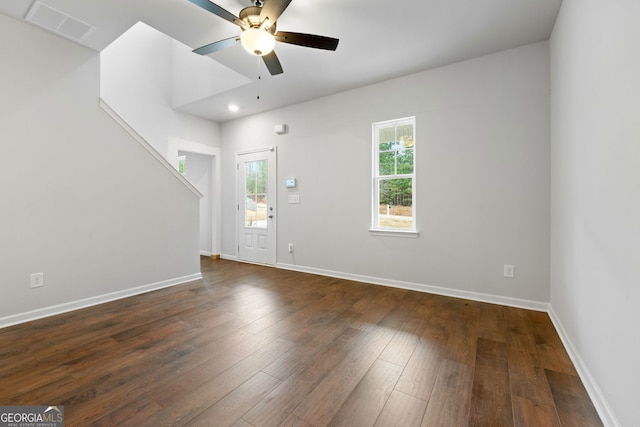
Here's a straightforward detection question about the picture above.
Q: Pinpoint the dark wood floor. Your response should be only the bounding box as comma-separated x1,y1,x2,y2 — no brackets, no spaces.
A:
0,258,602,426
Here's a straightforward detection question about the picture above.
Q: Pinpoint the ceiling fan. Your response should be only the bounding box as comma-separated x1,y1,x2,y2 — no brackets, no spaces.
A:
187,0,339,75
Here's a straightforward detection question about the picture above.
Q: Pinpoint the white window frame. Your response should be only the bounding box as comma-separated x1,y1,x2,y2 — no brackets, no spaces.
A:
370,116,419,237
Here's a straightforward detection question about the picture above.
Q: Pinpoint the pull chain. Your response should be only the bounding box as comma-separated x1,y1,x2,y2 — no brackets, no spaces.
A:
256,56,261,100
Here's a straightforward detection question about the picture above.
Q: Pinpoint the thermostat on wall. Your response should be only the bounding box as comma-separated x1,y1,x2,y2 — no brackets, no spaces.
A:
285,178,296,188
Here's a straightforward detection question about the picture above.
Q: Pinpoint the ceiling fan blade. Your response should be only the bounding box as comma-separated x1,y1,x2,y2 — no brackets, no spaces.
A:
262,51,284,75
187,0,247,29
259,0,292,26
193,36,239,55
275,31,339,51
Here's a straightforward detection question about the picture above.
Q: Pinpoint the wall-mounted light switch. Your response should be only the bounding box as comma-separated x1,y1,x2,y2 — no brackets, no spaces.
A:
503,265,514,278
31,272,44,288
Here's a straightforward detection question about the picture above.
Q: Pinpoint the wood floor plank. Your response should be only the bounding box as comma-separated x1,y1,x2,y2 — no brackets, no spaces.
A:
442,308,478,367
420,314,450,348
508,331,556,406
277,413,316,427
394,341,445,401
476,303,508,343
243,328,365,427
349,292,403,332
140,346,289,427
291,327,397,426
56,319,220,423
545,369,604,427
373,390,428,427
261,315,355,381
378,299,432,367
256,291,357,342
328,359,403,427
147,334,294,408
0,258,603,427
231,418,255,427
86,397,163,427
469,338,513,427
375,291,422,331
530,312,577,375
512,396,561,427
187,371,281,427
62,344,199,425
421,359,474,427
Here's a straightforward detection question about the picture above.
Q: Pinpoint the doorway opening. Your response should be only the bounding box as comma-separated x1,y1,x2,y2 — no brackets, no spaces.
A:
178,150,216,256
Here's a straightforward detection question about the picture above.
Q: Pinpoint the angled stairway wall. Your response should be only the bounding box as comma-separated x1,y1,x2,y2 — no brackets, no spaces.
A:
0,13,201,326
100,21,226,258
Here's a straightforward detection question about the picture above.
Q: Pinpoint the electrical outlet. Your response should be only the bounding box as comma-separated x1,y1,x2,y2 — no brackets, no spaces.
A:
288,243,294,253
31,272,44,288
503,265,514,278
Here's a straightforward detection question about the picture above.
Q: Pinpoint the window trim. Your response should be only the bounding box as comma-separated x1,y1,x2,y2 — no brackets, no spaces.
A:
368,228,420,238
370,116,418,236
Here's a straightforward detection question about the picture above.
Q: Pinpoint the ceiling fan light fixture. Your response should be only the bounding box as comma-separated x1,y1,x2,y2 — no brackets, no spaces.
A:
240,27,275,56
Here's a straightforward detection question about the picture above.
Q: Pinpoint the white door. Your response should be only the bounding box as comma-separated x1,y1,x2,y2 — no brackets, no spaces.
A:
237,148,276,265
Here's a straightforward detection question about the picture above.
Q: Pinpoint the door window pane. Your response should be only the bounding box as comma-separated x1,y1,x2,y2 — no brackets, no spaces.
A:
245,160,267,228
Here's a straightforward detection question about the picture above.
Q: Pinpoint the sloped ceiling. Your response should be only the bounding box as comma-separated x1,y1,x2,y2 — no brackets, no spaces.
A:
0,0,562,122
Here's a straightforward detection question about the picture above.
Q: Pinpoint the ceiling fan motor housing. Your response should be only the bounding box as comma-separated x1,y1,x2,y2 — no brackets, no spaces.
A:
239,6,274,31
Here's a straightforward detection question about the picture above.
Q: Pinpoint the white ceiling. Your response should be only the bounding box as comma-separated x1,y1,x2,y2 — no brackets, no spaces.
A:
1,0,562,122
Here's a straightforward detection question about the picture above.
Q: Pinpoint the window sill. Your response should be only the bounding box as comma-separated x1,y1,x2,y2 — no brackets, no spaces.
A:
368,229,420,238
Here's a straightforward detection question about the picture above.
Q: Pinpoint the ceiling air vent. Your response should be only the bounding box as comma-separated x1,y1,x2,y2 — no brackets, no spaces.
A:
25,1,95,43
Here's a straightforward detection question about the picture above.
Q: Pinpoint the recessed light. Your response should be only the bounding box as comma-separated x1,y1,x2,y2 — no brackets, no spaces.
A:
228,104,239,112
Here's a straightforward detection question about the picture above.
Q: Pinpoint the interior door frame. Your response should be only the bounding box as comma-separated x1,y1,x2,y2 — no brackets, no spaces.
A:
169,137,221,258
236,146,277,265
178,150,216,256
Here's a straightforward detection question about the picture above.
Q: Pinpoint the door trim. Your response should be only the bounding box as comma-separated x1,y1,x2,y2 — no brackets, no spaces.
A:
169,137,221,257
237,146,276,155
236,146,277,265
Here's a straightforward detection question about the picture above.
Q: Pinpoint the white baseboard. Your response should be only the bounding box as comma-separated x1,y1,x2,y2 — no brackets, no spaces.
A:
0,273,202,330
220,253,238,261
200,251,212,257
276,262,549,312
547,307,620,427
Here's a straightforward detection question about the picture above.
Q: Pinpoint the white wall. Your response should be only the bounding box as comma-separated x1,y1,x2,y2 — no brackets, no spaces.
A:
171,38,250,109
100,22,221,164
221,42,551,305
0,14,201,325
550,1,640,425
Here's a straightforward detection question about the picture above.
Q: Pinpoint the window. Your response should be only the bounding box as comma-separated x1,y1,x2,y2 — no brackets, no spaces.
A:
177,155,186,175
371,117,417,235
244,160,268,228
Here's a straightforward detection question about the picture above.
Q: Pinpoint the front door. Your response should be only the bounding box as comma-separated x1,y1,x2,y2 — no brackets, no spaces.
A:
237,147,276,265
